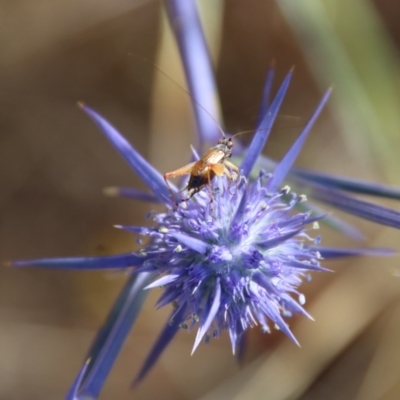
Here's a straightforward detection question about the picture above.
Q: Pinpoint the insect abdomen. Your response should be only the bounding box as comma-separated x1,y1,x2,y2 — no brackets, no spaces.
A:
188,171,216,191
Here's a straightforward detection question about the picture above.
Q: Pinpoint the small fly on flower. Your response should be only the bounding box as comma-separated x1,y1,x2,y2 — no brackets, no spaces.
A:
163,134,239,207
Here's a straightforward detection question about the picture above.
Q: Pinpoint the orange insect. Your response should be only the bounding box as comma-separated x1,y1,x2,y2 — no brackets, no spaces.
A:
164,136,239,208
127,55,242,208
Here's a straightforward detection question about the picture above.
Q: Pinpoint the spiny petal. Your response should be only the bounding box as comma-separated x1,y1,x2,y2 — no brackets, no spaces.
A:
133,306,187,385
228,325,238,355
9,253,147,270
267,88,332,193
113,225,151,235
260,301,300,346
280,294,314,320
256,229,303,247
285,259,333,272
192,279,221,354
79,273,153,398
236,333,247,363
103,187,159,203
303,214,328,224
311,246,396,258
292,168,400,200
80,104,172,204
309,184,400,229
165,0,222,144
155,287,181,309
171,232,208,254
257,155,365,240
252,272,279,293
257,64,275,127
190,144,201,161
65,358,90,400
230,190,247,232
240,70,293,178
145,274,180,289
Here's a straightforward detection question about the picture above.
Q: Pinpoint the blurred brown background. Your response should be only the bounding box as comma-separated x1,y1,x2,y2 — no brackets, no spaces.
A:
1,0,400,399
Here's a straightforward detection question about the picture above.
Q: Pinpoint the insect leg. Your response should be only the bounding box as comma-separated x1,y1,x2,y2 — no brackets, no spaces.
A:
224,160,239,195
164,162,196,208
224,166,232,180
207,168,215,209
224,160,239,177
223,165,235,195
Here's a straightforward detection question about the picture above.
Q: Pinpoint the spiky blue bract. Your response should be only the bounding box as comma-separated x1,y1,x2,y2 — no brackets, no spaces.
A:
267,88,332,193
10,253,148,270
310,246,396,258
65,358,90,400
103,187,160,203
79,103,173,205
132,171,326,357
257,64,275,127
79,272,154,398
306,182,400,229
240,70,293,178
292,168,400,200
133,305,188,386
165,0,222,144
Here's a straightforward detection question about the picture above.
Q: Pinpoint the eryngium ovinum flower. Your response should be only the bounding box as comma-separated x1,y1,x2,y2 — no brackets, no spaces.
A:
137,171,322,353
11,70,397,397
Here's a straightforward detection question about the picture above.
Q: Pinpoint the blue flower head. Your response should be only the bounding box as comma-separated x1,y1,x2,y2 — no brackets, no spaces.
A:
76,71,333,358
137,170,324,354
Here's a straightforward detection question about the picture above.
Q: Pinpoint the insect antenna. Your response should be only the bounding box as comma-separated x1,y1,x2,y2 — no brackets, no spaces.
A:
229,122,305,141
230,129,258,139
128,53,226,139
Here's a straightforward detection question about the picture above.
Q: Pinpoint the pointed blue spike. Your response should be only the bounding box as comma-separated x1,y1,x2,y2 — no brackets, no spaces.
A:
192,279,221,354
229,190,248,241
113,225,151,235
309,184,400,229
260,301,300,346
133,305,187,385
228,324,238,354
171,232,208,254
257,64,275,127
235,333,247,363
155,287,180,309
165,0,222,144
267,88,332,193
9,253,148,270
280,294,314,320
78,272,154,398
65,358,90,400
256,229,303,248
292,168,400,201
310,246,396,258
256,154,365,241
103,187,160,203
79,104,173,205
145,274,179,289
240,70,293,178
285,259,332,272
